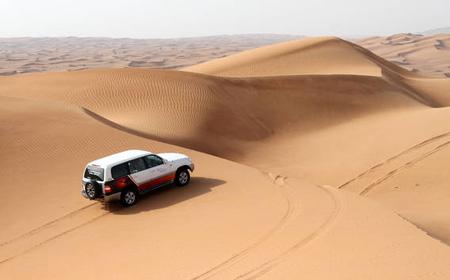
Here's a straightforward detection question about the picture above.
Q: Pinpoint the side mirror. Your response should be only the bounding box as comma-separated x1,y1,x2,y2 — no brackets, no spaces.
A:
163,159,169,164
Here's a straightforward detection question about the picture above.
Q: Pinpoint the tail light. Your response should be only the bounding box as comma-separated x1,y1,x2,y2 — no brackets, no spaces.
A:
104,185,112,194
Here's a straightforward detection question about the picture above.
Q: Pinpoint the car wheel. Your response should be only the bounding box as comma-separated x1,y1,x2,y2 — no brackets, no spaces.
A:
175,169,190,186
85,181,101,200
120,189,138,206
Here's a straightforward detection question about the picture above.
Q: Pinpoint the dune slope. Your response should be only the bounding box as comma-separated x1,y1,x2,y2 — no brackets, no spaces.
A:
1,96,449,279
184,36,450,107
0,67,445,157
0,96,295,278
183,37,382,77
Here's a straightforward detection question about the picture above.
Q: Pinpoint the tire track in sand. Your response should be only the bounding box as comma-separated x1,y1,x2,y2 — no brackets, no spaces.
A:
190,173,295,280
0,202,112,264
233,183,342,280
338,132,450,195
191,175,343,280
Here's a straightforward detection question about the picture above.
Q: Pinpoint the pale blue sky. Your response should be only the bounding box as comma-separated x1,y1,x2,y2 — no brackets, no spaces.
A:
1,0,448,38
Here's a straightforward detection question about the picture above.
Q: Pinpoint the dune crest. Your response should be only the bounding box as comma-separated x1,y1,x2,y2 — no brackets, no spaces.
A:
183,36,450,106
183,37,382,77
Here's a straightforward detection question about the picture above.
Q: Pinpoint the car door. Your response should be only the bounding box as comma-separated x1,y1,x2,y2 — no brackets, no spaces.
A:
142,155,173,189
127,157,149,190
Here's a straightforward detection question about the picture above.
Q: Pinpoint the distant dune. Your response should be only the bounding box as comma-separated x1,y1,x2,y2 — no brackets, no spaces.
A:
0,34,300,76
357,33,450,78
0,36,450,279
422,27,450,35
0,33,448,78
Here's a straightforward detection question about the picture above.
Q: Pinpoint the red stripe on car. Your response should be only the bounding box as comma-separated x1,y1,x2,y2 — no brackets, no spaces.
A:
139,173,176,190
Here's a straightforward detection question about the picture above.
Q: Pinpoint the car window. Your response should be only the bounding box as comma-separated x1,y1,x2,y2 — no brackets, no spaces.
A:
84,165,104,181
128,158,147,174
144,155,164,168
111,162,129,179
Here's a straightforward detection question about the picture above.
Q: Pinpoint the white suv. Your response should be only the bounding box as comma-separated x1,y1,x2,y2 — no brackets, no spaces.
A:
81,150,194,206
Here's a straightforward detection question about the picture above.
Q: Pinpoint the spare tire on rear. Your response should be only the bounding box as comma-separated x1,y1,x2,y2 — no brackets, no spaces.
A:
85,181,101,200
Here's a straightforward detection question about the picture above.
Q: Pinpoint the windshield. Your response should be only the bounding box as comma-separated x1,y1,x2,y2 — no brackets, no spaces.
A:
84,165,104,181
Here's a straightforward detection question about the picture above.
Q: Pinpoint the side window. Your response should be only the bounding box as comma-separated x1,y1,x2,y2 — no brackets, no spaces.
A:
128,158,147,174
111,163,129,179
144,155,164,168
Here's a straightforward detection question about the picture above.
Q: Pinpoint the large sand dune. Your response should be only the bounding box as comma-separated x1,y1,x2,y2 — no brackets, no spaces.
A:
1,36,450,279
184,37,383,76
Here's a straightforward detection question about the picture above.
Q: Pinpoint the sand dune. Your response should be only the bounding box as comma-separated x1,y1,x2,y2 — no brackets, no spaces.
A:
183,36,450,106
0,68,434,156
1,36,450,279
183,36,437,79
184,37,383,77
357,33,450,78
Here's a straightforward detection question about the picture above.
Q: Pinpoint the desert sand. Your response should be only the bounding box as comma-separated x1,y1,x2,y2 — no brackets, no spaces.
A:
0,36,450,279
357,33,450,78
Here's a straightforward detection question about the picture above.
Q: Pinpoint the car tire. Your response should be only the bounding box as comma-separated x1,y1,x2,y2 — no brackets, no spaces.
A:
85,181,101,200
120,188,138,207
175,168,190,187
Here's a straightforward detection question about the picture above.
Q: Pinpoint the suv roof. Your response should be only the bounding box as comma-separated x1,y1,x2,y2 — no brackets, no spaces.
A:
88,150,152,168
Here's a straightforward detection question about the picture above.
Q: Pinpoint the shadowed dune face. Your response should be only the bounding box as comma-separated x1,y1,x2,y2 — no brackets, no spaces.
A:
0,68,427,157
1,36,450,279
183,36,450,107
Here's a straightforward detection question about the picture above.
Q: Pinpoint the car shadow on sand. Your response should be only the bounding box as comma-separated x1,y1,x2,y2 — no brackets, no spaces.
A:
104,176,225,214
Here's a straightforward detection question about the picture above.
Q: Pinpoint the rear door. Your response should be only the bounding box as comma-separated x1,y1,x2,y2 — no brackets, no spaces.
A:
127,157,149,189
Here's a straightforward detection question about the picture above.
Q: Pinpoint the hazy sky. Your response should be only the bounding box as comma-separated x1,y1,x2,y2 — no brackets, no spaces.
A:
1,0,448,38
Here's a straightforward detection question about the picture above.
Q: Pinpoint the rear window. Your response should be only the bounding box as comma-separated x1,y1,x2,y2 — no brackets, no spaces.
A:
111,162,129,179
84,165,104,181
